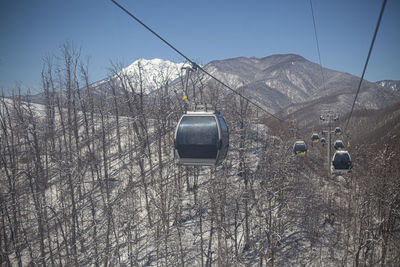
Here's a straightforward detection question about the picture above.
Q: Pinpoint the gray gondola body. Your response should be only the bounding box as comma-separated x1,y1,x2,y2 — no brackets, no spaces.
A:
311,133,320,142
334,140,345,150
174,111,229,166
331,150,353,174
293,141,307,155
335,127,342,135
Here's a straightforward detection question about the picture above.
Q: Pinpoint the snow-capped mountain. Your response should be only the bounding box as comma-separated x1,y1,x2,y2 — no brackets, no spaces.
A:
91,58,188,95
119,58,187,93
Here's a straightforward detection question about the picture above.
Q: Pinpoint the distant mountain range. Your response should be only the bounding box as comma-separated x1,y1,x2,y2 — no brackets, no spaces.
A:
202,54,400,117
20,54,400,119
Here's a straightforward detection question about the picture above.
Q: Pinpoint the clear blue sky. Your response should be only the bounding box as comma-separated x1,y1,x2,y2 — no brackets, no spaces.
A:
1,0,399,93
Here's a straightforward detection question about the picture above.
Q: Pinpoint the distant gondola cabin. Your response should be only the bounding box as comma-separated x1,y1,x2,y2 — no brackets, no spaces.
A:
293,140,307,155
335,127,342,135
311,133,320,142
334,140,345,150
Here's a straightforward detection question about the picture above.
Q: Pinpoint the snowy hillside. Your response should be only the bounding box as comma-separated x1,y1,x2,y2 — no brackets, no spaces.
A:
377,79,400,92
1,50,400,266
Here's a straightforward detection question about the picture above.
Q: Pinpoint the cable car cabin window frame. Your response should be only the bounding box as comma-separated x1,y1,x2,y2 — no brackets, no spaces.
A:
174,111,229,166
331,151,353,174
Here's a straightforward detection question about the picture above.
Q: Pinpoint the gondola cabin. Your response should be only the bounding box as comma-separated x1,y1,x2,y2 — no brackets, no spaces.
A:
334,140,345,150
293,140,307,155
320,137,326,146
331,150,352,174
335,127,342,135
311,133,320,142
174,111,229,166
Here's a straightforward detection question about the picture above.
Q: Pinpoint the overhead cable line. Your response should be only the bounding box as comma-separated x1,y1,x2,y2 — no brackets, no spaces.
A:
289,0,328,135
309,0,326,92
344,0,387,134
110,0,284,122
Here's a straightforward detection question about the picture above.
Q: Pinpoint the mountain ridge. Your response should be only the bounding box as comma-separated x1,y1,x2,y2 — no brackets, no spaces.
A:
201,54,400,116
16,54,400,117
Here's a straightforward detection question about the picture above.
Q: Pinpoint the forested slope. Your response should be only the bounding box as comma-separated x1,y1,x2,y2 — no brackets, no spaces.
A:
1,47,399,266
